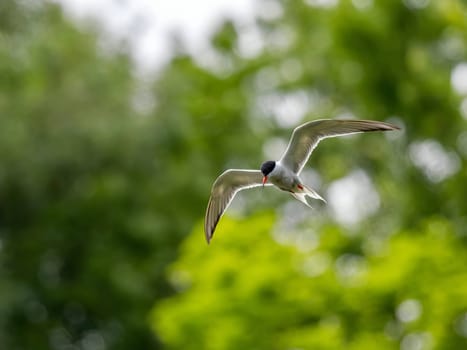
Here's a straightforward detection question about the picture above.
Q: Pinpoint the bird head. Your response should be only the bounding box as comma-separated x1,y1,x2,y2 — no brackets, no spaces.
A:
260,160,276,186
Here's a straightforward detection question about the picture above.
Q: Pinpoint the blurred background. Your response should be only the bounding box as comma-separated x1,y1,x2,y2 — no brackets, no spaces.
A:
1,0,467,349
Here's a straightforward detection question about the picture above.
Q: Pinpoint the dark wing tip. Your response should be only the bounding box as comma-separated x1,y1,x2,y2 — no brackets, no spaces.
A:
205,219,216,244
204,199,222,245
376,121,401,131
353,120,402,132
205,226,212,244
204,199,212,244
205,215,220,245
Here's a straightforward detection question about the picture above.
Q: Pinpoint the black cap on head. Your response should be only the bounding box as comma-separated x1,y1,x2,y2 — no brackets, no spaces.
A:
260,160,276,176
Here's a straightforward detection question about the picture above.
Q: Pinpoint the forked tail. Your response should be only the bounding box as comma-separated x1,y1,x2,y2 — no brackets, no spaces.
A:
291,184,326,207
301,184,326,203
290,192,313,208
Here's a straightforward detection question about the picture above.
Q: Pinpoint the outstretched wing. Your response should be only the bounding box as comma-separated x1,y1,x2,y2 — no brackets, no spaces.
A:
279,119,400,174
205,169,269,243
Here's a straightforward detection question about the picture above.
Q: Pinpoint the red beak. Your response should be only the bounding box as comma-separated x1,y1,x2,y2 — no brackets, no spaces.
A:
262,176,268,187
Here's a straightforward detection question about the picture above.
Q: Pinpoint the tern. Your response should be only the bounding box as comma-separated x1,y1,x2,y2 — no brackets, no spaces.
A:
205,119,400,243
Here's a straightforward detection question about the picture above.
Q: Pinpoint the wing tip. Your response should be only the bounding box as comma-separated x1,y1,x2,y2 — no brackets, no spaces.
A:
204,216,214,244
355,121,402,133
379,121,401,131
205,230,212,244
354,120,402,131
205,198,223,244
333,119,401,129
205,218,219,244
204,197,214,244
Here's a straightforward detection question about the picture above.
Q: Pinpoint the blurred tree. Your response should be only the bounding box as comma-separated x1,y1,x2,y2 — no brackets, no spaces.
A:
151,0,467,349
153,215,467,350
2,0,467,349
0,1,158,349
1,0,273,349
0,0,263,348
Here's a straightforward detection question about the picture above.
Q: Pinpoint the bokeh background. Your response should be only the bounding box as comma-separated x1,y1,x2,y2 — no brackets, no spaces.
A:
1,0,467,349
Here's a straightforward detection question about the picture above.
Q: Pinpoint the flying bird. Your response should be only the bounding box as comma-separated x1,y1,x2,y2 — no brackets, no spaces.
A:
205,119,400,243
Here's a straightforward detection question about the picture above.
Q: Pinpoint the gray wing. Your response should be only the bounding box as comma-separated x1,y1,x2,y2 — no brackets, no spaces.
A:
279,119,400,174
205,169,269,243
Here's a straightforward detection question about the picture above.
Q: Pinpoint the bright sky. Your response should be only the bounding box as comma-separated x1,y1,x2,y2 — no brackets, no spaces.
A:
54,0,257,74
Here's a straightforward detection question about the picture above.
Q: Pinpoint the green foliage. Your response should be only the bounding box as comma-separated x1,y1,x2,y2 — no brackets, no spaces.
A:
0,2,158,349
151,0,467,349
153,215,467,350
0,1,271,349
